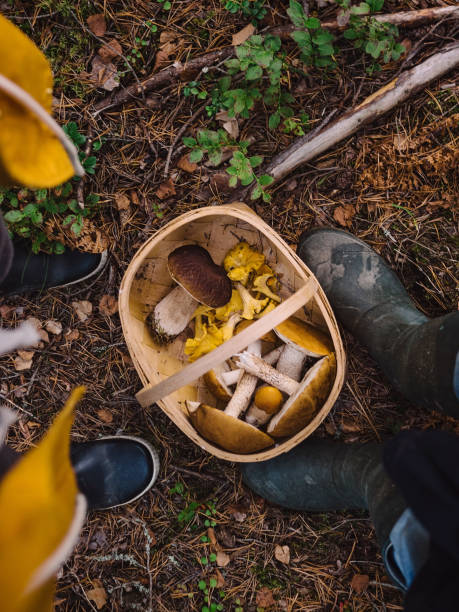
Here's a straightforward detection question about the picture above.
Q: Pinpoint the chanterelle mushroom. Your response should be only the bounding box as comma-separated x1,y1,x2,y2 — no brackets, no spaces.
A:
147,245,232,344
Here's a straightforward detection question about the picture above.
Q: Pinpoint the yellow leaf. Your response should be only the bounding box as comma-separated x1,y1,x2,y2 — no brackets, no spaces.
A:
0,387,85,611
0,15,74,187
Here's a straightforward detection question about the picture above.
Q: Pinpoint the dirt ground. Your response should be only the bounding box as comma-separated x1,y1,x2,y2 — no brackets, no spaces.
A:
0,0,457,610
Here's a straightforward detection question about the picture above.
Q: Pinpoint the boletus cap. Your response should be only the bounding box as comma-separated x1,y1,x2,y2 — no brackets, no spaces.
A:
168,245,232,308
187,402,274,454
267,354,336,438
274,317,333,357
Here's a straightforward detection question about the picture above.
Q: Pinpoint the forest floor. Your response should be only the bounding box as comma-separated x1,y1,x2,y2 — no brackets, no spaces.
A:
0,0,458,610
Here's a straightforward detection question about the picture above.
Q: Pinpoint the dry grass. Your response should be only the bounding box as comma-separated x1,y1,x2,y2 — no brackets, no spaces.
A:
0,0,458,609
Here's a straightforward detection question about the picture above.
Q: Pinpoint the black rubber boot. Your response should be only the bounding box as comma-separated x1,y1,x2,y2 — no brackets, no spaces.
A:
70,436,160,510
241,439,407,585
297,228,459,416
0,241,107,296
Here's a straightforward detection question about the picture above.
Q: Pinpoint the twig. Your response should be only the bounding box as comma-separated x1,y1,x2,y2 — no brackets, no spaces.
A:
163,103,207,177
170,464,225,483
76,127,93,209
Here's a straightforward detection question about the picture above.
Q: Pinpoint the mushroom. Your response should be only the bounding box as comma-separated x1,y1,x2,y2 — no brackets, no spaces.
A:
245,386,284,427
147,245,232,344
236,283,269,320
204,362,242,402
274,317,333,382
187,401,274,453
233,352,337,437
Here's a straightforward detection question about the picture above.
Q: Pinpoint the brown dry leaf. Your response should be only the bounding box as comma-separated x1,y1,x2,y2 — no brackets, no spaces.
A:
232,23,255,46
340,417,360,433
350,573,369,593
44,218,109,254
65,329,80,342
0,305,15,319
256,586,275,609
97,409,113,424
207,527,222,551
86,583,108,609
227,504,247,522
14,351,34,371
45,320,62,335
177,154,198,174
216,110,239,139
87,14,106,37
90,55,119,91
99,295,118,316
72,300,93,322
26,317,48,343
216,551,230,567
98,39,122,63
155,177,176,200
213,569,225,588
153,31,182,71
114,193,130,211
274,544,290,564
333,204,356,227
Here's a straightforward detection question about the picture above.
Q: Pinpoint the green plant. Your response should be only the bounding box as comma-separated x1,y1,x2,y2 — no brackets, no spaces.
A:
282,112,310,136
183,129,233,165
227,150,273,201
338,0,405,73
0,122,100,253
157,0,172,10
288,0,336,68
222,0,267,24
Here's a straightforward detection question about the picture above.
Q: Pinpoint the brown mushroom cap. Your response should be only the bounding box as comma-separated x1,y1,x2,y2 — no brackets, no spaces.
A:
168,245,232,308
187,402,274,453
274,317,333,357
204,364,233,402
267,354,336,438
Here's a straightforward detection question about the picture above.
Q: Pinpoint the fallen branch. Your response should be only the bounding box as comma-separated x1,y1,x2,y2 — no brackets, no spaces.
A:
261,42,459,186
93,6,458,114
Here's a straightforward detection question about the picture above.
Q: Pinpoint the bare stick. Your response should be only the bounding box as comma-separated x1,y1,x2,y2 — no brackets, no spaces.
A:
262,43,459,184
93,6,458,114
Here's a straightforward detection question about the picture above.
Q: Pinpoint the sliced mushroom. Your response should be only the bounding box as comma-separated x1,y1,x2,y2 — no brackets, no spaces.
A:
245,386,284,427
274,317,333,381
147,245,232,344
204,362,242,402
268,354,336,438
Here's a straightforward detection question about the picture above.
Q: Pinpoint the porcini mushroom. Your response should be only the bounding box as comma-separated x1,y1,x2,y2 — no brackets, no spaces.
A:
245,386,284,427
204,362,242,402
187,401,274,453
233,352,336,437
274,317,333,381
147,245,232,344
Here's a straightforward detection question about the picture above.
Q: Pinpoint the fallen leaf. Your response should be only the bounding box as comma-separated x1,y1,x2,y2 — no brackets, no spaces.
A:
340,417,360,433
25,317,47,343
0,305,15,319
87,14,106,37
333,204,356,227
177,153,198,174
274,544,290,564
227,504,247,522
155,177,176,200
90,55,119,91
114,193,130,210
14,351,34,371
324,420,337,436
98,38,122,63
216,110,239,139
153,31,182,71
45,320,62,335
72,301,93,322
216,551,230,567
86,583,107,609
99,295,118,316
350,573,369,593
256,586,275,608
65,329,80,342
232,23,255,46
210,171,231,193
97,409,113,424
213,569,225,588
207,527,222,551
130,191,140,206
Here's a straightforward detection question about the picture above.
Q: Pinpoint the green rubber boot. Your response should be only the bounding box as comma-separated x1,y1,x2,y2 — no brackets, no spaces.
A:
297,228,459,416
240,439,407,586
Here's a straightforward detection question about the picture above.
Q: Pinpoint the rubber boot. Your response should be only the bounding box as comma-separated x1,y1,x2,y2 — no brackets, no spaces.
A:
0,240,107,296
297,228,459,416
240,439,407,586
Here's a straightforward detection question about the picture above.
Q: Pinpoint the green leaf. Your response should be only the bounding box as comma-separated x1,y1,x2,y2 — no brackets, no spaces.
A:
305,17,320,29
228,175,238,187
183,137,197,147
3,210,23,223
197,91,208,99
351,1,370,14
71,220,83,236
209,578,217,588
343,28,358,40
249,155,263,168
54,243,65,254
258,174,274,186
189,149,204,163
262,190,271,202
209,553,217,562
268,112,281,130
250,185,262,200
163,1,172,8
198,580,207,590
240,172,254,186
317,42,335,56
30,210,43,225
312,31,334,45
291,30,311,46
245,65,263,81
287,0,305,28
208,150,223,166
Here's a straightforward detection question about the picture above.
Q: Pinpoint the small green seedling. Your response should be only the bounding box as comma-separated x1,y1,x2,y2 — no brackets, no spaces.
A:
288,0,336,68
222,0,267,24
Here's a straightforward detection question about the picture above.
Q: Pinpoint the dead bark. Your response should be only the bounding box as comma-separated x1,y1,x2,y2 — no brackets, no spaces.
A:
93,6,458,114
261,43,459,185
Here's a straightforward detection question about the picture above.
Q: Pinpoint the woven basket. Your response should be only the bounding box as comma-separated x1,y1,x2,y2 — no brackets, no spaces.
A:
119,202,345,462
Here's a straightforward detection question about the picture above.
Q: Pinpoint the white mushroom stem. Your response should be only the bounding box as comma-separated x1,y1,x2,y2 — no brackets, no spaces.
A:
220,345,283,387
224,340,262,418
276,345,308,382
234,352,300,396
152,285,198,338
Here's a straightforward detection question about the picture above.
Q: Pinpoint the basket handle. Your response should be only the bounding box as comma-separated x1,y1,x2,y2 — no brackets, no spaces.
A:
136,277,318,408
